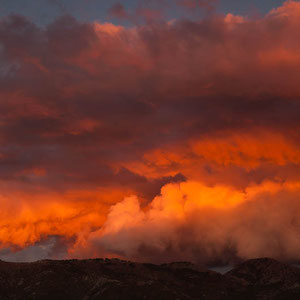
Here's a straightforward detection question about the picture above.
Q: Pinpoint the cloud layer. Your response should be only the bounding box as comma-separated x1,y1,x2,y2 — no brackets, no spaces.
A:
83,181,300,265
0,1,300,265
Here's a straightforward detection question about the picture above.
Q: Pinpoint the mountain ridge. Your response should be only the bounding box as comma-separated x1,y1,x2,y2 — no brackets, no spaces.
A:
0,257,299,299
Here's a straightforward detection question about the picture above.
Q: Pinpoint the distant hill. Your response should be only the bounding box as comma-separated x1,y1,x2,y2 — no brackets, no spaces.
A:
0,257,299,299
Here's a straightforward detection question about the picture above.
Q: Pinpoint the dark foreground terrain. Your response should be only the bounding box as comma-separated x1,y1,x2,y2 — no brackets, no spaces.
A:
0,257,299,299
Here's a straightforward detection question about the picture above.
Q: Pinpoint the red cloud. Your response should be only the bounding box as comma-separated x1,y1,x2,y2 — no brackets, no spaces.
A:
0,1,300,265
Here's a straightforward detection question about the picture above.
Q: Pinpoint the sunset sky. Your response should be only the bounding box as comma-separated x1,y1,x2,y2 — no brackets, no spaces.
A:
0,0,300,266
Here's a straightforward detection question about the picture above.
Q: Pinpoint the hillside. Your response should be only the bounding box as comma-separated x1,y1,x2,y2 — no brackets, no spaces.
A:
0,258,299,299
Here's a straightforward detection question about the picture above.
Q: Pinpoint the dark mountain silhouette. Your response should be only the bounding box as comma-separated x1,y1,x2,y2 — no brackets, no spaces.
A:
225,258,300,299
0,257,299,299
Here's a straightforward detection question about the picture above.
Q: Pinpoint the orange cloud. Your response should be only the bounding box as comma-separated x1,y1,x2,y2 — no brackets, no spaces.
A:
0,188,131,250
77,180,300,264
1,1,300,265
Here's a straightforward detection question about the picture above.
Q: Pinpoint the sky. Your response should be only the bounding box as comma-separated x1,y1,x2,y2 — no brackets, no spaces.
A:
0,0,286,25
1,0,300,266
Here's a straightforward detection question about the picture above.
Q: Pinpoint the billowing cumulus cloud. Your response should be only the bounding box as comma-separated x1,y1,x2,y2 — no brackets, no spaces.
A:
81,181,300,265
0,1,300,266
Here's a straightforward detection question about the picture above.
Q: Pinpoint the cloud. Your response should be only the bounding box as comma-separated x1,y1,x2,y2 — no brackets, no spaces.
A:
108,2,163,24
0,1,300,265
82,181,300,265
108,3,129,20
0,236,69,262
177,0,218,13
